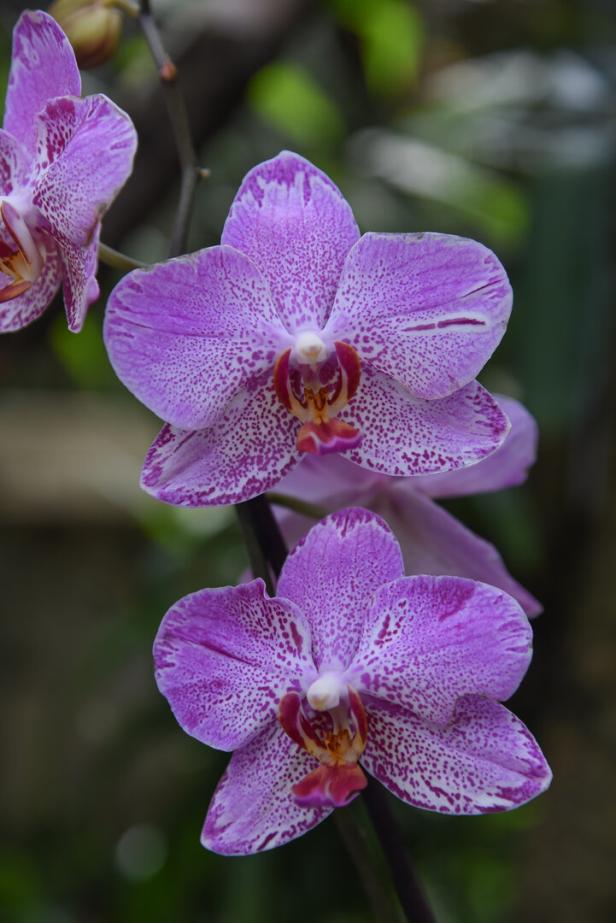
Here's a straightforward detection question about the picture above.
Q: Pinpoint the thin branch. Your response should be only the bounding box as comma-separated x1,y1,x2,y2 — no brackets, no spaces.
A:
267,491,329,521
235,502,275,596
137,0,201,257
98,242,144,272
364,783,436,923
334,807,399,923
236,494,288,580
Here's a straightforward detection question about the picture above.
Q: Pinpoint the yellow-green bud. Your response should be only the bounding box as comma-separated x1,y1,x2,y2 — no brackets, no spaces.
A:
49,0,123,69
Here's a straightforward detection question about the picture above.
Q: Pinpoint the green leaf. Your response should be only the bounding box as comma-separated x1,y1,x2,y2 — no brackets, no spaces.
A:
249,62,344,146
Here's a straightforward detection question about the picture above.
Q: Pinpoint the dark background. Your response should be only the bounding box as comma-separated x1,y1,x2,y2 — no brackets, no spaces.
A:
1,1,615,921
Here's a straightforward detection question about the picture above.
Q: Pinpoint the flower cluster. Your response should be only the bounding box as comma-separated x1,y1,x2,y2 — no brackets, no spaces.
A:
3,9,551,864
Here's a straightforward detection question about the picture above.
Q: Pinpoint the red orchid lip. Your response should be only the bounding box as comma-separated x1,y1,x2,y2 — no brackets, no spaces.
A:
274,339,362,456
0,201,43,302
278,686,369,810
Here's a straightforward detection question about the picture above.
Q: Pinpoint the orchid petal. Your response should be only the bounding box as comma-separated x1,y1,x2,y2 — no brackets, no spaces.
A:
0,129,29,195
3,11,80,156
140,388,299,507
60,222,100,332
352,575,531,725
32,94,137,249
361,696,551,814
203,721,330,855
344,369,510,477
381,486,542,617
275,457,541,617
327,232,511,400
105,246,286,430
222,151,359,333
413,395,539,498
277,508,403,671
0,236,61,332
154,578,313,751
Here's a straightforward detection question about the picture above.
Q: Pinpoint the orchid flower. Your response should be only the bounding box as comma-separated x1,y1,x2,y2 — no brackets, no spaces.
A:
0,10,137,332
105,151,513,506
154,508,551,855
276,394,542,617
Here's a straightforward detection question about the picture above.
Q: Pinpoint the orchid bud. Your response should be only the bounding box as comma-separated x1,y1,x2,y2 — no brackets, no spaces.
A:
49,0,123,69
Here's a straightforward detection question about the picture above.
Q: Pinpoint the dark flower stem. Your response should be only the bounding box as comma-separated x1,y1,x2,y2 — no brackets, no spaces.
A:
365,783,436,923
237,491,435,923
334,808,396,922
138,0,202,258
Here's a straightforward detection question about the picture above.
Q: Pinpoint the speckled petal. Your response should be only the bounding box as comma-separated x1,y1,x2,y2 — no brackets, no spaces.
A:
361,696,552,815
274,457,541,618
277,508,403,671
154,578,313,751
413,395,538,498
3,10,80,156
378,486,542,617
32,94,137,249
60,222,100,332
140,384,299,507
221,151,359,333
0,236,61,332
203,721,330,855
344,369,510,477
352,575,532,725
0,129,29,195
105,247,287,430
326,232,511,400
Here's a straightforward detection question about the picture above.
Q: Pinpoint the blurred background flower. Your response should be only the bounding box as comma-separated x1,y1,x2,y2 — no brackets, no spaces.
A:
1,0,615,921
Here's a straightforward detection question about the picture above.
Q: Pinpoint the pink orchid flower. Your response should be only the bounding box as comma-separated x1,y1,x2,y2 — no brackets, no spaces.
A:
0,10,136,332
105,151,512,506
154,508,551,855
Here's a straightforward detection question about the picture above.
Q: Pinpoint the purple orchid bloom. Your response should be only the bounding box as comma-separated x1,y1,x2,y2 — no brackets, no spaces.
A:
276,394,542,618
0,10,137,332
154,508,551,855
105,151,513,507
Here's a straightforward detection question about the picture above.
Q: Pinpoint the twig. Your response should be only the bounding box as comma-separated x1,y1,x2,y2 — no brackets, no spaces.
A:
98,242,144,272
364,783,436,923
137,0,201,257
236,494,287,582
267,491,329,521
334,806,400,923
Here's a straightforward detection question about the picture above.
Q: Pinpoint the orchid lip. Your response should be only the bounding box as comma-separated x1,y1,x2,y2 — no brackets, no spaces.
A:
278,684,369,809
0,199,45,302
273,338,362,456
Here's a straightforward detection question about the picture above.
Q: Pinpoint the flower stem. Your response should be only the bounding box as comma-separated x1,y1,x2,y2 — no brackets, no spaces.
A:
235,492,436,923
364,783,435,923
98,242,144,272
235,494,287,584
266,491,329,521
138,0,203,257
334,806,399,923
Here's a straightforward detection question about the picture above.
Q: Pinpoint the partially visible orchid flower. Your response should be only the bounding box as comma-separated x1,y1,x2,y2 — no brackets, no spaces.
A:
105,151,513,506
0,10,137,332
154,508,551,855
276,394,542,618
